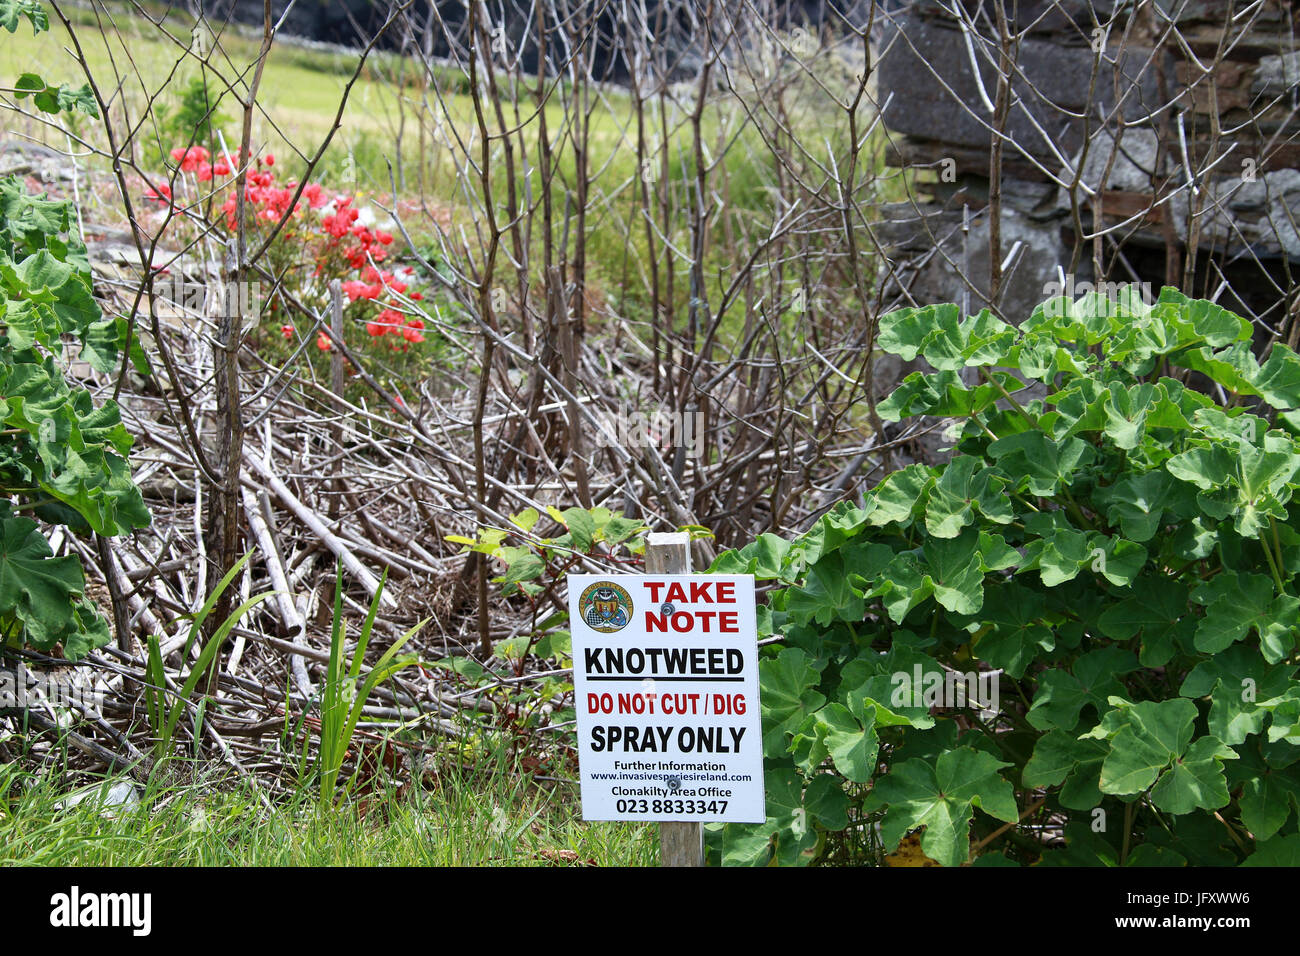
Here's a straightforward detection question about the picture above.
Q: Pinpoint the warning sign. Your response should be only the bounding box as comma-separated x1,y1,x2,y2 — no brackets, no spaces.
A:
568,573,765,823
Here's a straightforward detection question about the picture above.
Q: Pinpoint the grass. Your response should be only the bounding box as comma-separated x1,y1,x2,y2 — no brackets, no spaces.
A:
0,745,656,866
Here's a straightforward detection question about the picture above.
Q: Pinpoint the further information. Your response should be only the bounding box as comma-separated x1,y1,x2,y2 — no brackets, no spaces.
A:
568,573,765,823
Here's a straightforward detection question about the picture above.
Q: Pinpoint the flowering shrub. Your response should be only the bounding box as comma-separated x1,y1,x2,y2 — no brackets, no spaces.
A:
143,147,430,352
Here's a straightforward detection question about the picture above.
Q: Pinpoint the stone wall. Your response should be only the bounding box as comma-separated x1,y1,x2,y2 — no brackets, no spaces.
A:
875,0,1300,328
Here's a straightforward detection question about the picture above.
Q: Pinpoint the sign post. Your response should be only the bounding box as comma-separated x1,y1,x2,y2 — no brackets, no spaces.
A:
568,531,766,867
646,533,702,867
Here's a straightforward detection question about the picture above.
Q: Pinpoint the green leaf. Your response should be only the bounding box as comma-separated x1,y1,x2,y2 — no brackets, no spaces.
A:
717,767,831,867
1095,697,1195,794
560,507,596,552
791,701,878,782
1192,572,1297,659
878,370,1002,422
509,507,540,533
973,581,1053,679
0,1,50,33
1253,344,1300,410
1148,735,1236,814
1022,729,1108,810
921,528,986,615
1100,382,1190,450
1027,648,1136,732
864,464,933,528
1097,471,1195,543
500,552,544,586
0,516,86,652
786,550,866,626
601,516,644,546
1094,698,1232,810
878,303,955,361
868,748,1018,868
924,455,1014,538
918,307,1016,371
1098,577,1193,666
711,532,792,579
758,648,826,760
1243,834,1300,866
1230,747,1300,841
988,432,1095,497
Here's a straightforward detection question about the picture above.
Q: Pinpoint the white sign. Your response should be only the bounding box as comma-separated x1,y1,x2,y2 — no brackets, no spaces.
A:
568,573,765,823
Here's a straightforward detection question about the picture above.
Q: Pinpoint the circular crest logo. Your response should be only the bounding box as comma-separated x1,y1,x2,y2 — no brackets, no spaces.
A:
579,581,633,633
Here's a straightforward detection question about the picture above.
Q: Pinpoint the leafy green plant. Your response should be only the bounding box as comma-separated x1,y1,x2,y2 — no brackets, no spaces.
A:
143,552,274,759
317,566,422,807
710,287,1300,866
446,505,650,672
0,0,146,662
0,174,149,659
439,507,653,765
1,1,99,119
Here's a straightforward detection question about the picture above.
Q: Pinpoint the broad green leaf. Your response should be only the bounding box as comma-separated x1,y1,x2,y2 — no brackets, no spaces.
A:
717,768,838,866
877,303,956,361
0,0,50,33
1098,577,1193,666
1097,697,1196,795
1022,729,1108,810
1097,471,1196,543
918,307,1016,371
1192,572,1297,659
0,516,86,652
791,701,878,782
878,370,1002,422
1229,746,1300,841
1028,648,1136,732
561,507,596,551
973,581,1053,679
988,432,1094,497
758,648,826,759
868,748,1018,868
1255,344,1300,410
1148,735,1236,814
924,455,1013,538
1243,834,1300,866
921,528,985,615
864,464,934,527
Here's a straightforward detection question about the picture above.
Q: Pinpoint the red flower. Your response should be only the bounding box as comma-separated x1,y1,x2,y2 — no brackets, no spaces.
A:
317,333,332,351
402,317,425,343
280,324,294,339
263,153,275,167
170,146,210,172
303,182,328,208
377,232,393,245
342,280,376,301
144,182,173,205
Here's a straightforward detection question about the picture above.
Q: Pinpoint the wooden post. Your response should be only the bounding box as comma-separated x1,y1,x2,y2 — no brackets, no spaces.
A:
645,531,703,867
